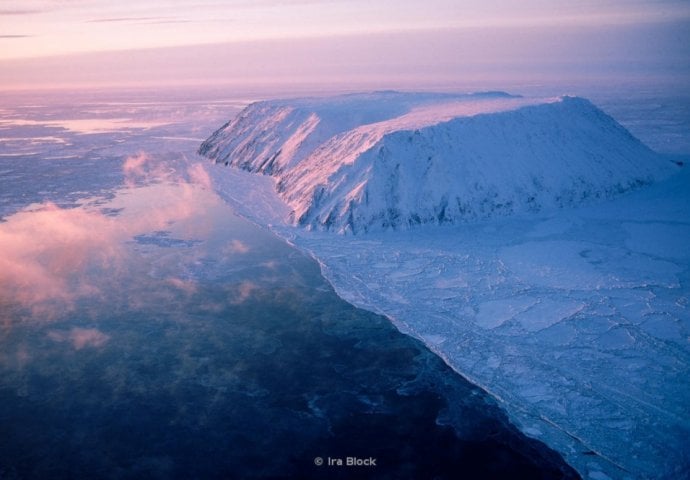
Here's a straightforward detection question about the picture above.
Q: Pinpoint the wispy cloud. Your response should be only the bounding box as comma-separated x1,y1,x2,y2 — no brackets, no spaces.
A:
0,9,42,15
223,239,250,255
187,163,213,189
122,151,172,187
143,19,192,25
196,0,351,7
0,153,219,320
228,281,259,305
0,202,122,318
86,16,190,25
0,35,34,39
166,277,198,294
87,16,160,23
48,327,110,350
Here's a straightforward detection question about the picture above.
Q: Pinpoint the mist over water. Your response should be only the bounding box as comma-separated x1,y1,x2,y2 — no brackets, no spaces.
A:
2,81,687,478
0,89,584,479
1,0,688,474
0,187,576,479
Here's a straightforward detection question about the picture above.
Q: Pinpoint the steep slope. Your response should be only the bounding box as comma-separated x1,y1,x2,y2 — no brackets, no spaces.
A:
200,92,673,233
201,92,690,478
198,91,477,174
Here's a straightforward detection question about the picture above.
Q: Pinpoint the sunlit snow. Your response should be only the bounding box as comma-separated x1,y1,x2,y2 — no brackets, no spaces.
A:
202,91,690,479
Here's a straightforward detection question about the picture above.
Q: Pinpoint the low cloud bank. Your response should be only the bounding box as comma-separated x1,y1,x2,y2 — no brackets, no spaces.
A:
0,153,217,320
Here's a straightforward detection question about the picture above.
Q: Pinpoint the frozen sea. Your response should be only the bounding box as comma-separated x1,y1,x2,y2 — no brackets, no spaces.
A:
199,84,690,480
0,87,582,479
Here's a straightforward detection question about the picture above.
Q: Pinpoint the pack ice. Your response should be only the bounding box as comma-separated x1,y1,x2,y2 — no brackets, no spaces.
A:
200,91,689,479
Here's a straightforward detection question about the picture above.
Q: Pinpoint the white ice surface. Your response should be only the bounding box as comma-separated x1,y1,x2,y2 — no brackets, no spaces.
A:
208,160,690,479
202,92,689,479
200,91,673,234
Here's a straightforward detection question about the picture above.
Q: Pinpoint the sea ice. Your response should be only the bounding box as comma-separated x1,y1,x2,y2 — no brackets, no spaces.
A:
202,91,690,479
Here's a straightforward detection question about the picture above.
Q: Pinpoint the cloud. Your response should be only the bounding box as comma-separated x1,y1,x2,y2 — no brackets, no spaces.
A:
142,20,192,25
48,327,110,350
122,151,172,186
187,162,213,189
87,17,161,23
0,202,123,317
228,281,259,304
223,239,250,255
0,35,34,39
166,277,198,294
86,17,191,25
122,151,149,176
0,152,219,319
0,9,42,15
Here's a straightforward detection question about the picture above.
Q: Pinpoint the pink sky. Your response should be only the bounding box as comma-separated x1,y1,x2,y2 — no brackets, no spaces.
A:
0,0,689,90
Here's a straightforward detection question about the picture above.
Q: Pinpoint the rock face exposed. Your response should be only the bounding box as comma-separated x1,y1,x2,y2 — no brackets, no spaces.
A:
200,91,671,232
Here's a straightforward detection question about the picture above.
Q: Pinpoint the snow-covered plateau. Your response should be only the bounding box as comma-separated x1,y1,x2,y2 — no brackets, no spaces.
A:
200,91,690,479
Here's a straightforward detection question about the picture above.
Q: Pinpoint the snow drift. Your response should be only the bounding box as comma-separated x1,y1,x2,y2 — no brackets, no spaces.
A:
199,91,672,233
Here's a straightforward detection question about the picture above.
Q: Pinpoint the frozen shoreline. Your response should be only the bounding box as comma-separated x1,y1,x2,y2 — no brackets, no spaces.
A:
200,90,689,478
208,161,690,480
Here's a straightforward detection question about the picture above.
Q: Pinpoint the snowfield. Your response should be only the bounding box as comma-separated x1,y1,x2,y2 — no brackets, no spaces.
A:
201,91,689,479
200,91,674,233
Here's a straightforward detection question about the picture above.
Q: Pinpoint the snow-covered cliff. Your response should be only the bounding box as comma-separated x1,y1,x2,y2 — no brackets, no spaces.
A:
201,92,690,478
199,91,672,233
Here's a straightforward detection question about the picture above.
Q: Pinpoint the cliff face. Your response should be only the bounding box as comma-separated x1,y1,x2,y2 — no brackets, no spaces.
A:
200,92,672,233
200,91,690,479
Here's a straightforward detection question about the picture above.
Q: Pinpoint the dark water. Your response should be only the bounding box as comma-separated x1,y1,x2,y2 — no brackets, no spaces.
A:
0,91,578,479
0,179,578,480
